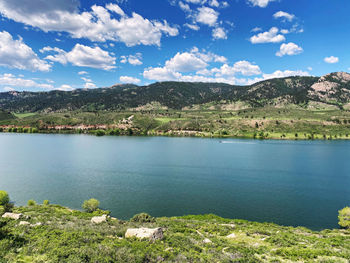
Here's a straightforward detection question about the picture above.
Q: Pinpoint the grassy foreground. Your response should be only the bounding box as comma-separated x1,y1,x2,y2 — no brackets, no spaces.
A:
0,204,349,263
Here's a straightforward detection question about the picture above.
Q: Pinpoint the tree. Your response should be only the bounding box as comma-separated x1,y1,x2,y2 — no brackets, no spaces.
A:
82,198,100,212
0,191,9,206
338,207,350,229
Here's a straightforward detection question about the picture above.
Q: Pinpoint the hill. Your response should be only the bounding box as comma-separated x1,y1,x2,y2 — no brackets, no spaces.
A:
1,72,350,113
0,110,15,121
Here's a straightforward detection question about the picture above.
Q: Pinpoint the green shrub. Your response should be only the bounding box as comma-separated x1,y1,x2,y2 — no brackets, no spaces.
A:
82,198,100,212
43,200,50,205
95,130,106,137
27,199,36,206
338,207,350,228
0,191,9,206
131,213,155,223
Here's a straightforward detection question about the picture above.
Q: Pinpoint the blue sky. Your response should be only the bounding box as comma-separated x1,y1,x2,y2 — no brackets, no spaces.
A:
0,0,349,91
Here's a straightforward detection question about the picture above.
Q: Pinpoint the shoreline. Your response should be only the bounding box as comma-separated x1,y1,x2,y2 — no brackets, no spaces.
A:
1,128,350,141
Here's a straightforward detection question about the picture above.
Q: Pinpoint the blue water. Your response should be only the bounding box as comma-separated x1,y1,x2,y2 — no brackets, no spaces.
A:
0,133,349,230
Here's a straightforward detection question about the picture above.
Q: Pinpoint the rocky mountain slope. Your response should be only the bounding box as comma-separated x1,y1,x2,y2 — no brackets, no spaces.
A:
0,72,350,112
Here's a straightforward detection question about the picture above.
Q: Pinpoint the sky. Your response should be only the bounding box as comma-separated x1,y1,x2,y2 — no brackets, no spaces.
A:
0,0,349,92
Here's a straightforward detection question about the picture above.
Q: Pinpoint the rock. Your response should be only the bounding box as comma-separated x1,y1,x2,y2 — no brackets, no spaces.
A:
220,223,236,228
30,222,42,227
125,227,163,241
91,214,108,224
203,238,212,243
226,233,236,238
2,212,22,220
19,221,30,226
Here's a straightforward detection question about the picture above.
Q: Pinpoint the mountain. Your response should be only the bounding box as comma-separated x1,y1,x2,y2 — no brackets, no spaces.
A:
1,72,350,113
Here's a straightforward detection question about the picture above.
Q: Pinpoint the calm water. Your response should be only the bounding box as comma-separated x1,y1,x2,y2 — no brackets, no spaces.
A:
0,133,349,230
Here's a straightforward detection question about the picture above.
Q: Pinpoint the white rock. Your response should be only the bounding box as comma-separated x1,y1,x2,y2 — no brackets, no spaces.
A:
125,228,163,241
226,233,236,238
2,212,22,220
203,238,212,243
30,222,42,227
91,214,108,224
19,221,30,226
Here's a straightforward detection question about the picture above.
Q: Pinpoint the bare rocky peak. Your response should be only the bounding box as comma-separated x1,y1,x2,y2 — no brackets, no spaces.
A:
319,72,350,83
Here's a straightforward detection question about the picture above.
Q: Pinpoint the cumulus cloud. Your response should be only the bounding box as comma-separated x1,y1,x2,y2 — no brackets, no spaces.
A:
250,27,285,44
213,61,262,76
273,11,295,21
0,73,53,89
262,70,310,80
324,56,339,64
119,76,141,84
143,48,261,85
120,53,143,65
184,23,200,31
0,0,178,46
247,0,276,8
41,44,116,70
0,31,51,72
276,42,303,57
195,7,218,26
212,27,227,39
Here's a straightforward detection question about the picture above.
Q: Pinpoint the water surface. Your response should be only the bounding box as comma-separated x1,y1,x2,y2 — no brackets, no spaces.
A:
0,133,349,230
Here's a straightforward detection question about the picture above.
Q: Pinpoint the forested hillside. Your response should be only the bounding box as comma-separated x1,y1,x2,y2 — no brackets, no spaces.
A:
1,72,349,113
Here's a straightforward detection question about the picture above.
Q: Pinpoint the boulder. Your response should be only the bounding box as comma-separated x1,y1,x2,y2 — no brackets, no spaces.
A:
19,221,30,226
125,227,163,241
91,214,108,224
226,233,236,238
203,238,212,243
2,212,22,220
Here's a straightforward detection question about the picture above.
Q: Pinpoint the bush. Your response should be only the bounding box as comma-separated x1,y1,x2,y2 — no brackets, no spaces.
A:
131,213,155,223
82,198,100,212
95,130,106,137
27,200,36,206
0,191,9,206
43,200,50,205
338,207,350,229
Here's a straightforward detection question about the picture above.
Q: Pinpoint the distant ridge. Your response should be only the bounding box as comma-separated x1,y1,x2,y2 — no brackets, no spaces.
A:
1,72,350,112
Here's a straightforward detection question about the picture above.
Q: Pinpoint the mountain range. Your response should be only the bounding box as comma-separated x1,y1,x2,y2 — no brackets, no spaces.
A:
1,72,350,113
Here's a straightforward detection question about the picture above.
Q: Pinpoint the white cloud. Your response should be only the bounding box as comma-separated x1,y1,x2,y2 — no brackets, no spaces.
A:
212,27,227,39
143,67,181,82
213,61,262,76
58,84,74,91
84,82,97,89
165,52,209,72
78,71,88,75
119,76,141,84
120,53,143,65
247,0,276,8
276,42,303,57
250,27,285,44
179,1,191,12
324,56,339,64
3,86,15,92
0,73,53,89
262,70,310,80
41,44,116,70
0,1,178,46
251,27,262,32
143,49,260,85
0,31,51,72
184,23,200,31
195,7,218,27
273,11,295,21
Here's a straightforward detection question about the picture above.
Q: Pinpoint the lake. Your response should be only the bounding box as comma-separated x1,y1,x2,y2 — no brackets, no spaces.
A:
0,133,349,230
